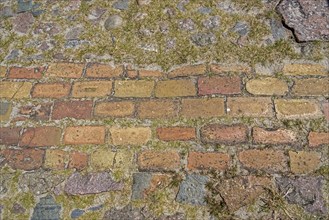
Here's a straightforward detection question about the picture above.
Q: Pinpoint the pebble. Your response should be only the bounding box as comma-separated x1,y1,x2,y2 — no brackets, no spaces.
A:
104,15,123,30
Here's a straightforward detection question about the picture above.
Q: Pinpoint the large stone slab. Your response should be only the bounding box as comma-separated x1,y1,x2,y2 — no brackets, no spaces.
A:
176,174,208,205
277,0,329,42
31,195,61,220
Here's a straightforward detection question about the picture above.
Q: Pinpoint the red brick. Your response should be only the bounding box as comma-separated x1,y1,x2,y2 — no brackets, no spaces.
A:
19,103,52,121
0,127,21,145
252,127,296,145
95,101,135,117
238,149,287,172
227,97,273,117
64,126,105,145
8,66,45,79
2,148,44,170
85,63,122,78
20,127,61,147
168,64,206,78
47,62,84,78
198,76,241,95
44,149,67,170
187,152,231,171
137,100,178,119
323,101,329,121
157,127,196,141
52,100,93,120
69,151,88,170
201,124,248,144
308,132,329,148
181,98,225,118
32,83,71,98
137,150,180,171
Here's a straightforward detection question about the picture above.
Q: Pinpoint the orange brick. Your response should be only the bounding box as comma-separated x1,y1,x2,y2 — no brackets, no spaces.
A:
94,101,135,117
181,98,225,118
155,79,196,97
0,82,33,99
210,64,251,74
239,149,287,172
168,64,206,78
72,81,113,98
274,99,322,119
292,78,329,96
227,97,273,117
198,76,241,95
283,63,327,76
110,127,151,145
137,150,180,171
52,100,93,119
8,66,45,79
47,62,84,78
137,100,178,119
246,78,288,96
20,127,61,147
139,69,163,78
32,83,71,98
114,80,154,97
289,151,321,174
45,149,67,170
69,151,88,170
308,132,329,148
253,127,296,145
323,101,329,121
64,126,105,145
85,63,122,78
187,152,230,171
201,124,248,144
1,149,44,170
157,127,196,141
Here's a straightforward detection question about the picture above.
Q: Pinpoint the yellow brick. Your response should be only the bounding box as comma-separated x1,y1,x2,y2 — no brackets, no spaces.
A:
72,81,113,98
246,78,288,95
0,82,32,99
155,79,196,97
283,63,328,76
114,80,154,97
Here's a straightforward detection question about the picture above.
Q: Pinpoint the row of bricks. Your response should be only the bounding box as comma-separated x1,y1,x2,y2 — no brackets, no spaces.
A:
0,63,328,79
1,98,328,121
1,77,328,99
0,148,324,175
1,126,328,147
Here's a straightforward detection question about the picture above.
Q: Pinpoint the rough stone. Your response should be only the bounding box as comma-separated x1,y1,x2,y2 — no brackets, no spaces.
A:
0,173,14,196
31,195,61,220
113,0,130,10
12,203,26,214
131,172,152,200
13,12,35,34
277,0,329,41
191,32,216,46
270,18,287,41
64,172,123,195
202,16,220,29
0,102,12,121
176,174,208,205
104,15,123,30
233,22,249,36
276,176,327,214
178,18,195,31
71,209,85,219
103,204,145,220
0,6,13,18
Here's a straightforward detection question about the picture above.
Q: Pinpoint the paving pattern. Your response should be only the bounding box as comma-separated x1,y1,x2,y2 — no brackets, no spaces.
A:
0,0,329,219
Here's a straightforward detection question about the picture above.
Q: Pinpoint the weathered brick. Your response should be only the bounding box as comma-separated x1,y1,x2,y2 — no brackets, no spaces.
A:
274,99,322,119
201,124,248,144
69,151,88,170
181,98,225,118
0,66,7,77
246,78,288,95
239,149,287,172
47,62,84,78
139,69,163,78
52,100,93,119
0,127,21,145
187,152,230,171
198,76,241,95
95,101,135,117
137,151,180,171
155,79,196,97
323,102,329,121
45,149,67,170
0,102,12,121
137,100,178,119
308,132,329,148
90,149,115,170
114,80,154,97
289,151,321,174
32,83,71,98
227,97,273,117
2,149,44,170
168,64,206,78
64,126,105,145
283,63,327,76
72,81,113,98
210,64,251,74
19,103,52,121
8,66,45,79
0,82,32,99
85,63,122,78
112,150,133,169
157,127,196,141
253,127,296,145
20,127,61,147
292,78,329,96
110,127,151,145
127,69,138,78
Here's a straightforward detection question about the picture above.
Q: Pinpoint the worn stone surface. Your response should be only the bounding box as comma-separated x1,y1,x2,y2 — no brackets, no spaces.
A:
176,174,208,205
31,195,61,220
277,0,329,41
64,172,123,195
131,172,152,200
102,204,146,220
